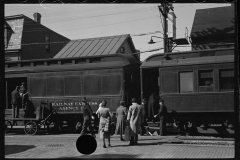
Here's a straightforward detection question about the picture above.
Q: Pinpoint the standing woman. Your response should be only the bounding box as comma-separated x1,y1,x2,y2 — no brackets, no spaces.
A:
115,101,128,141
98,100,112,148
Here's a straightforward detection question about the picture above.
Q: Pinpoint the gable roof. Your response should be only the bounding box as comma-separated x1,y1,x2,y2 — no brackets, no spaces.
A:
54,34,136,58
190,6,234,46
5,14,70,51
5,15,25,50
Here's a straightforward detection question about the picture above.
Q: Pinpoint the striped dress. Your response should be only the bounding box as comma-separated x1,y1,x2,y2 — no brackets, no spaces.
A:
98,107,111,139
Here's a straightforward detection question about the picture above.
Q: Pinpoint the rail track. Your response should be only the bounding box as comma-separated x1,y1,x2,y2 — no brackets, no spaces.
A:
176,135,234,146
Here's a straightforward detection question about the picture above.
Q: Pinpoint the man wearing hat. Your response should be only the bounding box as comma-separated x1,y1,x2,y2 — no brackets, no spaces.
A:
80,97,96,138
154,100,168,136
139,98,147,135
147,92,158,122
127,98,144,145
19,82,27,109
11,86,21,119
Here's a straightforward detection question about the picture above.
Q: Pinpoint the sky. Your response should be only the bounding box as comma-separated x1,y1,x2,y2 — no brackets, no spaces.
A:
5,3,231,61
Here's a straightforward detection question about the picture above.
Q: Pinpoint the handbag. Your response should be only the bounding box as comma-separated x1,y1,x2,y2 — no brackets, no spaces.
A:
99,129,104,139
103,117,110,132
124,125,131,141
110,121,116,136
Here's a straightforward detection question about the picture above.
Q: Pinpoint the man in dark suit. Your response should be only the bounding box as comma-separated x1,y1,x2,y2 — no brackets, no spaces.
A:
19,82,27,109
11,86,20,118
140,98,147,135
154,100,168,136
148,92,158,122
80,98,96,138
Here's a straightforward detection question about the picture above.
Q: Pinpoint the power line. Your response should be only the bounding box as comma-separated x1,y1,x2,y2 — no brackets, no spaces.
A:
131,31,163,37
42,6,157,22
5,6,156,22
5,30,164,47
146,17,163,54
139,47,163,53
20,16,159,33
7,6,157,26
5,3,131,12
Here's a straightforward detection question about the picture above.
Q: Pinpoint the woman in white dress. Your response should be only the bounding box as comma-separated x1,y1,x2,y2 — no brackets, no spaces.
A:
98,100,112,148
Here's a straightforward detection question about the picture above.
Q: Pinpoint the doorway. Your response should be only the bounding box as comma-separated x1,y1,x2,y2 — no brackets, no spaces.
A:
6,77,27,109
141,68,159,101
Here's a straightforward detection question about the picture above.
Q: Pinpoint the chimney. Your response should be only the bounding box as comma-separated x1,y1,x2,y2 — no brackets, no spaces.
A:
33,13,41,24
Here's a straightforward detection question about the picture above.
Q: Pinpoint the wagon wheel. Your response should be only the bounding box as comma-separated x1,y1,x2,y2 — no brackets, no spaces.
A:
24,121,38,135
5,120,12,133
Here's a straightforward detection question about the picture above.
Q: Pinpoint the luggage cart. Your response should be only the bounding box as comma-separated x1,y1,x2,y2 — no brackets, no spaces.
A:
5,102,57,135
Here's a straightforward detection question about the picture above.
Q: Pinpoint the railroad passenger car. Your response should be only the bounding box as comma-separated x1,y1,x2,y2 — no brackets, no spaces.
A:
141,47,236,133
5,53,140,131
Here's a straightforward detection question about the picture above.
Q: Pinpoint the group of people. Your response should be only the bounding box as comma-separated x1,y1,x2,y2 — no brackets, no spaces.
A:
79,96,168,148
11,82,29,118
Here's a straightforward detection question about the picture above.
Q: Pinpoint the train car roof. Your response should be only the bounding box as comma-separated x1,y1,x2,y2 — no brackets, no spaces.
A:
5,53,140,74
141,48,234,68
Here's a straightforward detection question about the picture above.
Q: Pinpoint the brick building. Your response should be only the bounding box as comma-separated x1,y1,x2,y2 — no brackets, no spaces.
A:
5,13,70,61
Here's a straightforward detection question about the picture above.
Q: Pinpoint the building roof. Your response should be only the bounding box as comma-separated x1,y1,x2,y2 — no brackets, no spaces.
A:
5,15,25,50
5,14,70,52
190,6,235,48
54,34,136,58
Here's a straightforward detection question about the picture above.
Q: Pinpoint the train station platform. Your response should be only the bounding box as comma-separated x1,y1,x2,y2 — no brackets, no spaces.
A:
5,133,235,159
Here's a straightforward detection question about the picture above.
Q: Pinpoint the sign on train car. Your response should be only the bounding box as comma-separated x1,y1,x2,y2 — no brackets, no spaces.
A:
5,54,140,131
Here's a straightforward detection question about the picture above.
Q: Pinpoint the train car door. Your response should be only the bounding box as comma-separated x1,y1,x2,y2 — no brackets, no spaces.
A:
5,77,27,125
5,77,27,110
124,70,141,107
140,68,159,101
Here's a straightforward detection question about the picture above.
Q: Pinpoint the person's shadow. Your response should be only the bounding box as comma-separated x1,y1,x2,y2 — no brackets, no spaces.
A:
5,145,35,155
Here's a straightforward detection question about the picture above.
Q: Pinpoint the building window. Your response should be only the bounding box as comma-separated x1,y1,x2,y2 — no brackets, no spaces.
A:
45,34,50,52
180,72,194,92
219,69,234,91
119,47,125,53
4,27,7,48
198,70,214,92
4,26,12,49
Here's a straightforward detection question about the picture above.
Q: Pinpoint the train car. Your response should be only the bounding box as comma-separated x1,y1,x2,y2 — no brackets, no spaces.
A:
5,53,141,132
141,47,236,134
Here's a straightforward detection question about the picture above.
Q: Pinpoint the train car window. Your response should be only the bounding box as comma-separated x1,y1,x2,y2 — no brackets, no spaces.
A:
83,75,101,95
161,72,178,93
198,70,214,92
180,72,193,92
45,34,50,53
219,69,234,91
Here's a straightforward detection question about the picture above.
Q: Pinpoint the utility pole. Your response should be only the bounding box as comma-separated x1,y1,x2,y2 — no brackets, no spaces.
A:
158,3,174,53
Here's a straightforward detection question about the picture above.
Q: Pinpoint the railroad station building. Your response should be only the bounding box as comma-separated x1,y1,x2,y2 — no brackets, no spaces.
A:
54,34,139,61
190,5,235,50
4,13,70,61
